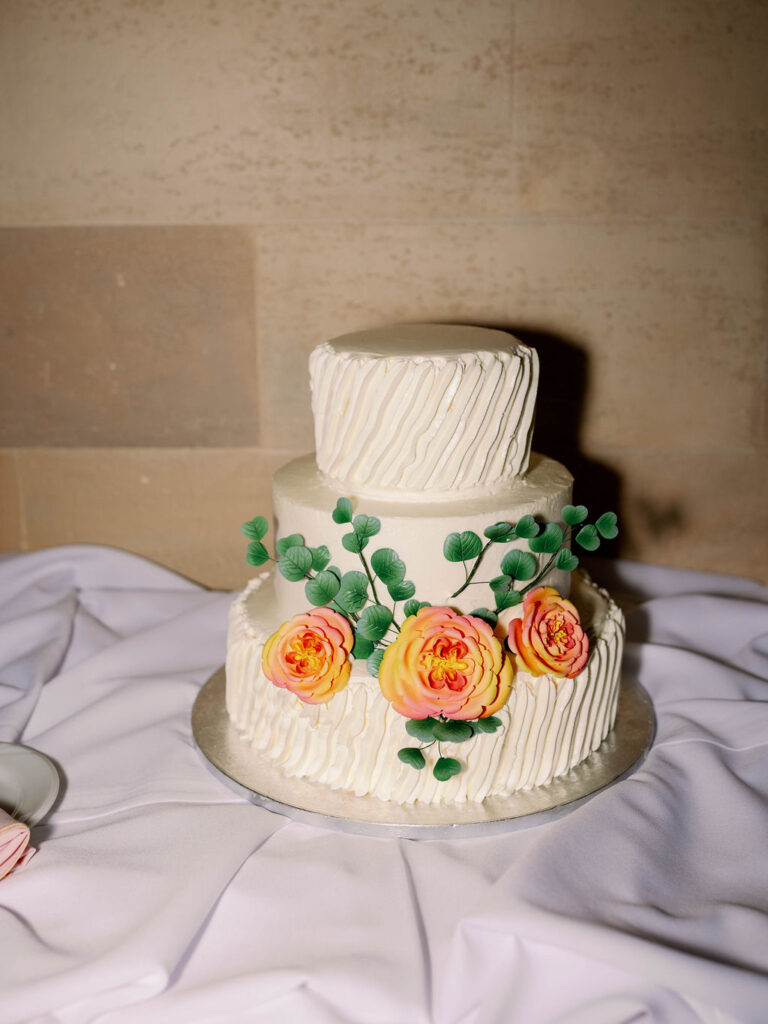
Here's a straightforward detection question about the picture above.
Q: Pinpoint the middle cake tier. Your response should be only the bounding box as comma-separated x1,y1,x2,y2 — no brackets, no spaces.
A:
272,451,574,618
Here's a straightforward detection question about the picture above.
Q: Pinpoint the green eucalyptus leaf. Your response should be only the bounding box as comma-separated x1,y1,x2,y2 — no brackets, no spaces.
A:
342,531,366,553
352,514,381,539
433,720,474,743
367,646,386,676
514,515,540,539
495,589,522,610
326,564,342,581
500,549,538,580
403,599,423,618
332,497,353,524
473,715,502,734
245,541,270,567
352,634,374,660
561,504,588,526
277,545,313,581
433,756,462,782
370,547,405,586
305,570,341,606
357,605,393,643
310,544,331,571
575,524,600,551
528,523,564,554
443,531,483,562
483,521,515,542
470,607,498,628
241,516,269,541
398,747,426,770
595,511,619,540
276,533,305,557
336,571,369,613
388,579,416,602
490,574,513,592
555,549,579,572
406,718,438,742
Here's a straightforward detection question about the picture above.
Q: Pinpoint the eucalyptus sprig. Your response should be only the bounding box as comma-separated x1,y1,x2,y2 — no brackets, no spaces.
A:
331,497,419,634
398,714,502,781
248,497,427,672
444,504,619,616
445,514,540,599
241,516,348,618
241,516,331,578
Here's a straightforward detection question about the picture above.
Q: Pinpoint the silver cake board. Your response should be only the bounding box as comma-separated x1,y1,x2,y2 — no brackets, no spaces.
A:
192,668,656,840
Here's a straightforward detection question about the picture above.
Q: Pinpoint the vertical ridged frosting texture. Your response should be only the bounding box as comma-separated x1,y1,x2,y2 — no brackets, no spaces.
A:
310,325,539,498
226,572,624,805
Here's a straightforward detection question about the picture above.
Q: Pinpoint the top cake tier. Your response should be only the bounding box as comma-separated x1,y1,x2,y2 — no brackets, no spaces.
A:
309,324,539,500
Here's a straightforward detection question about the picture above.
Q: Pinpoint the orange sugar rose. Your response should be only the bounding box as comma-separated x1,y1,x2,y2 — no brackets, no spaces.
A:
508,586,589,679
262,607,354,705
379,606,514,720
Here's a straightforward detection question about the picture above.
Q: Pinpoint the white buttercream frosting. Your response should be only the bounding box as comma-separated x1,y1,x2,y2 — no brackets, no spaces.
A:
225,325,625,807
310,325,539,499
272,451,573,617
226,571,624,805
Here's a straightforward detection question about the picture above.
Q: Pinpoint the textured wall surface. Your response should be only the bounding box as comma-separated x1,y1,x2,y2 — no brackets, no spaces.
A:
1,0,766,588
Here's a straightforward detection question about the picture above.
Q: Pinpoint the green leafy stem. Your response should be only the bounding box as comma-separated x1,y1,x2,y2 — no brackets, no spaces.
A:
398,714,503,781
444,506,618,621
241,499,430,676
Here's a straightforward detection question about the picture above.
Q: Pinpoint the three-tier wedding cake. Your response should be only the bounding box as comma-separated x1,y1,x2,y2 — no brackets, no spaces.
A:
226,324,624,805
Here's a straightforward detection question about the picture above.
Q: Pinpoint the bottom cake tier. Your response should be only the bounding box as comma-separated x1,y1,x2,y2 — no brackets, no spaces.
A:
226,570,625,806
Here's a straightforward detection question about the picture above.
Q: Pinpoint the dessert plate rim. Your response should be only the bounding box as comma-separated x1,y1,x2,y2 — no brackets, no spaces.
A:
0,741,60,826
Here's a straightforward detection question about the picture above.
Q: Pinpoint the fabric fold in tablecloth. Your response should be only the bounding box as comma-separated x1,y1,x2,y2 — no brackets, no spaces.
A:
0,546,766,1024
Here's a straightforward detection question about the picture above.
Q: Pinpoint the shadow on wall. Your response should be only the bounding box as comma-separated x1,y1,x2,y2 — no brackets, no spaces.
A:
441,320,686,564
512,326,622,560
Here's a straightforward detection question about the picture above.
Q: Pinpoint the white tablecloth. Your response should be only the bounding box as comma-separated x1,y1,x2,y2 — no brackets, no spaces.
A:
0,546,766,1024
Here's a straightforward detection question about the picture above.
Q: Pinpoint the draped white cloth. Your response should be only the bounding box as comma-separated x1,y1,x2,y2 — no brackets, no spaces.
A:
0,546,766,1024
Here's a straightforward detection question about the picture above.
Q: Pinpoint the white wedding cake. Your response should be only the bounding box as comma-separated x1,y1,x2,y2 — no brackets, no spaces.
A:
226,324,624,805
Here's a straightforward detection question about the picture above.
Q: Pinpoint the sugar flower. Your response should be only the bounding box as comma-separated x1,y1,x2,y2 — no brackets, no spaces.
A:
507,586,589,678
379,606,513,720
262,607,354,704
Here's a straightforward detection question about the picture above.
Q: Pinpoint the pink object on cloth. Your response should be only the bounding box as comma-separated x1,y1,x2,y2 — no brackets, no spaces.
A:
0,808,34,880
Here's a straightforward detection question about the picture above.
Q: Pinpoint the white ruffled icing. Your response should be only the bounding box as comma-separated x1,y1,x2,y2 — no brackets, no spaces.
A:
226,326,624,806
310,325,539,499
226,571,624,805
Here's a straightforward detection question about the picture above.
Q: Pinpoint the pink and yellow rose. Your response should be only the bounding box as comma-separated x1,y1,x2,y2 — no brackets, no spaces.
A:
262,607,354,704
378,606,514,720
507,586,589,678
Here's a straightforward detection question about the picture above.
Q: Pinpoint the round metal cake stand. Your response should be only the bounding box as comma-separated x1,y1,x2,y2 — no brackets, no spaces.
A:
192,668,655,841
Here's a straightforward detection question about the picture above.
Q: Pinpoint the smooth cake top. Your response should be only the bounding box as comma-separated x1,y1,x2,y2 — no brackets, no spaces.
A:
322,323,530,360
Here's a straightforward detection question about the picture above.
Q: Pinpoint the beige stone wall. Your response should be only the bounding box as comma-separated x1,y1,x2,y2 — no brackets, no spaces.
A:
1,0,766,588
